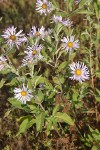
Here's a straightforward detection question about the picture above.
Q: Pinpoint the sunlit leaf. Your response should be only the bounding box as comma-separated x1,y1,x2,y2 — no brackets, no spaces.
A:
55,112,74,125
17,118,29,135
0,79,6,88
36,112,46,132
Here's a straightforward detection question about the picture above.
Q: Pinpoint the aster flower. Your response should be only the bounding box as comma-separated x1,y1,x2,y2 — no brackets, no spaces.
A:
61,18,73,27
28,26,51,40
24,44,43,58
51,15,63,23
36,0,53,15
61,36,79,53
14,84,33,104
22,57,34,66
2,26,27,49
75,0,81,4
69,62,89,83
22,54,43,66
22,44,43,66
51,15,73,27
0,56,7,71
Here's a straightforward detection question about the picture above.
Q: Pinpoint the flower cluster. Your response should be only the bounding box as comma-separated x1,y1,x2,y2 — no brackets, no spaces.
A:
35,0,89,85
1,0,90,104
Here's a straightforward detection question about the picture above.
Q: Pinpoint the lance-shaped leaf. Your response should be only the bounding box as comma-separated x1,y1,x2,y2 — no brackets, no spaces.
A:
8,98,30,111
36,112,45,132
17,118,29,136
52,104,60,116
0,79,6,88
55,112,74,125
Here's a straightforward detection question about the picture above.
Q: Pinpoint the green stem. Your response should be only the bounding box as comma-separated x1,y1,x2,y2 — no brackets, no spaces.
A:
89,23,94,89
35,96,45,111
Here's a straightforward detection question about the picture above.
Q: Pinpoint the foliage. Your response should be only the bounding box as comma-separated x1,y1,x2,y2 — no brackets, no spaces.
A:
0,0,100,149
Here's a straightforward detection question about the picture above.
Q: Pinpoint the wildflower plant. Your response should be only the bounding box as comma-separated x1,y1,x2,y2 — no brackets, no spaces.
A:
0,0,100,149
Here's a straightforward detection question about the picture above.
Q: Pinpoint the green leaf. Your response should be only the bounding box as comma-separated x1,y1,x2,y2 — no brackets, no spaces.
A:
37,90,44,101
54,23,63,36
95,96,100,102
95,88,100,102
17,116,35,135
77,10,94,15
52,105,60,116
0,79,6,88
67,0,73,11
79,0,87,7
55,12,67,17
95,70,100,78
46,116,56,135
5,49,16,55
58,61,67,72
4,109,11,118
55,112,74,125
27,119,36,129
96,88,100,95
27,104,37,111
70,52,76,60
0,68,10,74
46,120,53,135
36,112,45,132
91,146,100,150
9,98,23,108
52,77,62,91
17,118,29,135
33,76,45,87
5,78,18,86
52,77,60,85
8,98,29,111
72,89,79,101
93,2,100,20
48,91,55,99
51,0,59,8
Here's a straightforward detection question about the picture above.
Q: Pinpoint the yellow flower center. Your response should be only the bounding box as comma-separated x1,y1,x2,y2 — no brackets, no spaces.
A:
75,69,82,76
10,35,16,41
42,3,47,9
67,42,73,47
21,91,27,96
32,50,37,56
35,32,41,36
